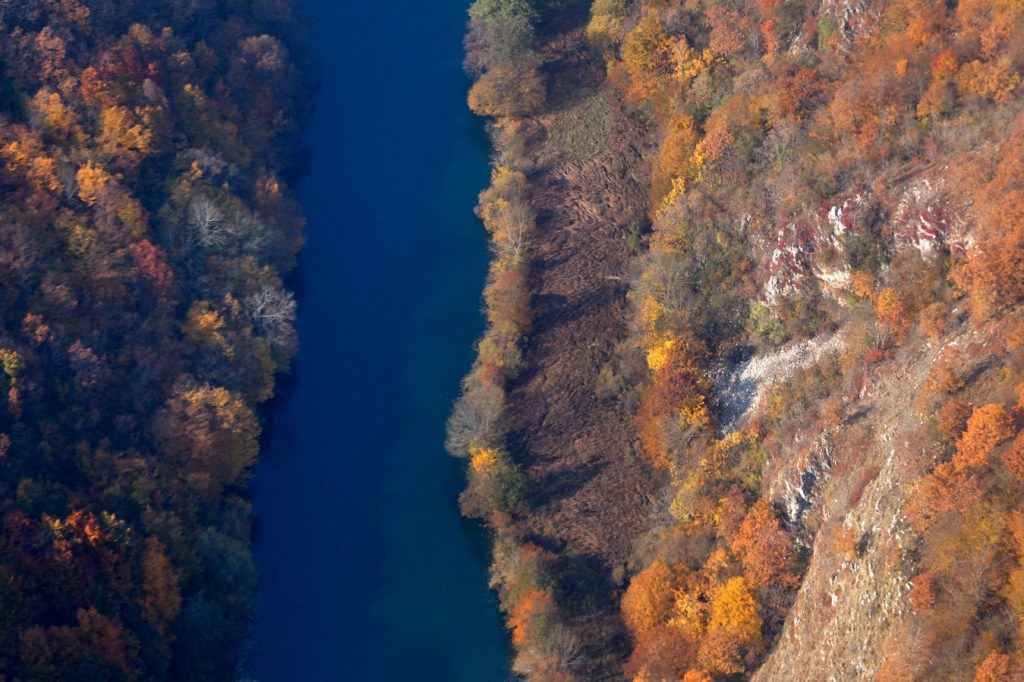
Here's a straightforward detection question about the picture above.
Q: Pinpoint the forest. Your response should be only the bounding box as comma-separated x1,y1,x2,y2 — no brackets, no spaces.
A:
451,0,1024,680
0,1,309,678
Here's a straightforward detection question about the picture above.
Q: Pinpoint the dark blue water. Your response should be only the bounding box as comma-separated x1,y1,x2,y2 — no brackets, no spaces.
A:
244,1,511,679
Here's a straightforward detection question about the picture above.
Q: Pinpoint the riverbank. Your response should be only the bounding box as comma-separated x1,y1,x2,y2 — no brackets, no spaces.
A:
448,17,657,679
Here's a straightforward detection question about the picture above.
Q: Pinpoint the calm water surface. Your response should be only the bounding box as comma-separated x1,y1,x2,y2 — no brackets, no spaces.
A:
244,1,510,678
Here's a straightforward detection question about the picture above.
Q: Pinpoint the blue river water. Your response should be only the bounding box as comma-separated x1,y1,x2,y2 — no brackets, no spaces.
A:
243,1,511,679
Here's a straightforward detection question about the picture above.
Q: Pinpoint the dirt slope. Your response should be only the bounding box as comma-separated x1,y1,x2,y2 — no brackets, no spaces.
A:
503,93,657,677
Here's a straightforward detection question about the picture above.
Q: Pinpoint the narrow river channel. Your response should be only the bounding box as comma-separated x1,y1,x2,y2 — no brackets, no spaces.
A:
244,1,511,678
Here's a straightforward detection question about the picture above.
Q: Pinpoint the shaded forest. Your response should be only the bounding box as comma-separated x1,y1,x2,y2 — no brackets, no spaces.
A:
0,1,310,678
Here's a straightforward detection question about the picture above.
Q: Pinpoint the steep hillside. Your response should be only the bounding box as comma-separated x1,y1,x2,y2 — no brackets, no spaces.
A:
453,1,1024,680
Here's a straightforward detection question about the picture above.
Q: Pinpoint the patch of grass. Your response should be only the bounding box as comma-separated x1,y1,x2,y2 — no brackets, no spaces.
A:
540,90,612,162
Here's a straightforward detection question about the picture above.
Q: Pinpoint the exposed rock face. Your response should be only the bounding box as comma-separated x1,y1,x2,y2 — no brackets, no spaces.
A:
892,175,970,257
762,171,970,310
820,0,870,48
752,327,998,681
715,333,846,431
762,192,878,305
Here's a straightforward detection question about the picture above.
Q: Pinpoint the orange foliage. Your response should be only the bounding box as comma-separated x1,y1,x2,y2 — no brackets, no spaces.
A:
76,161,111,206
926,348,966,395
956,59,1021,105
974,651,1012,682
917,49,959,119
681,671,712,682
907,460,984,530
509,588,555,648
910,569,939,615
29,89,81,141
622,560,676,635
658,114,699,181
624,625,696,681
696,577,763,676
705,5,757,58
485,263,531,332
99,106,153,165
955,404,1015,471
951,112,1024,318
876,287,910,343
636,335,711,465
620,11,670,103
919,301,952,339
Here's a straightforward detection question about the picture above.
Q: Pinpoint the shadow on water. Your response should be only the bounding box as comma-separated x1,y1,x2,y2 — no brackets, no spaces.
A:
243,1,511,680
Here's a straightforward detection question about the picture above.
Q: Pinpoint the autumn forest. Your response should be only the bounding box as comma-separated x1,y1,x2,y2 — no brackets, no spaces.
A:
0,0,309,678
3,0,1024,681
451,0,1024,680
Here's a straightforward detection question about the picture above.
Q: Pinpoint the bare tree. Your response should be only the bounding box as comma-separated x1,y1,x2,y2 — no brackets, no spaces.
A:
243,285,296,348
445,382,505,457
499,194,534,259
187,196,227,249
231,208,270,255
540,624,584,673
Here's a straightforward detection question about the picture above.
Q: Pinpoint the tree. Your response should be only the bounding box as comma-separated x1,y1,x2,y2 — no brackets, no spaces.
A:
587,0,632,54
243,285,296,350
731,500,797,589
625,625,696,681
974,651,1012,682
466,0,538,72
187,196,226,249
955,403,1014,471
935,398,972,442
468,62,546,118
76,161,111,207
152,379,260,489
622,560,676,635
485,262,531,332
706,4,759,58
697,577,763,675
141,538,181,635
465,0,545,117
128,239,174,298
99,106,153,167
28,89,81,142
658,114,699,186
1002,432,1024,481
446,381,505,457
875,287,909,343
478,167,534,259
510,589,555,648
620,11,669,102
682,671,713,682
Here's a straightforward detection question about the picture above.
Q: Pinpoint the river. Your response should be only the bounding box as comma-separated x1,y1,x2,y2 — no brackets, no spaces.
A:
243,1,511,679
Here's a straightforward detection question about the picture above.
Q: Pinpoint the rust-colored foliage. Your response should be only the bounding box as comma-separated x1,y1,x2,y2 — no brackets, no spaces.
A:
1002,432,1024,481
974,651,1012,682
731,500,797,589
936,398,972,442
